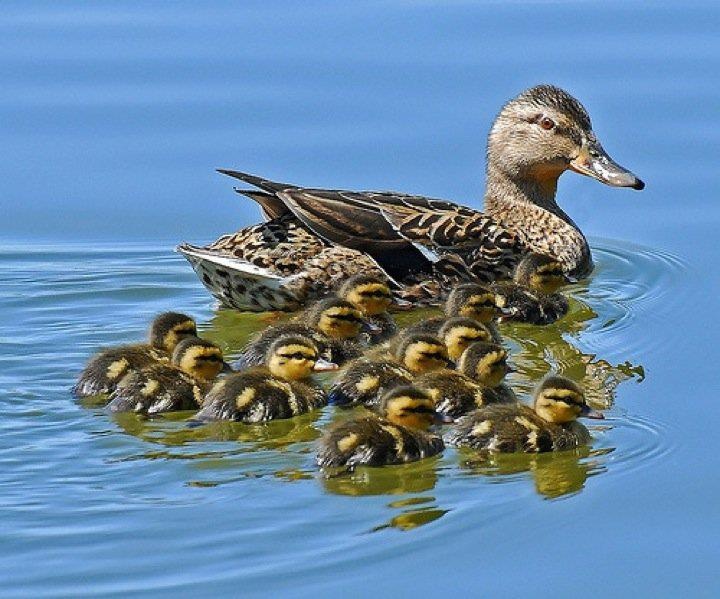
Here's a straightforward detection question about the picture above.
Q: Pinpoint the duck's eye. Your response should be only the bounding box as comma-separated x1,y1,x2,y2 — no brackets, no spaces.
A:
539,117,555,131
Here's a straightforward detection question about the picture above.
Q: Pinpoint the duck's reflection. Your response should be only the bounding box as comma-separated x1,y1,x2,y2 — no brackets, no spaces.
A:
459,445,610,499
320,456,441,497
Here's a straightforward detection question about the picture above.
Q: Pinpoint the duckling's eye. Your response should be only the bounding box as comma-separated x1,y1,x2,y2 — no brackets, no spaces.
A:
539,117,555,131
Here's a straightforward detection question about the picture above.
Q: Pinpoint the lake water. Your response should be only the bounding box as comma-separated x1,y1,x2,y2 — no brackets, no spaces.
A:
2,1,719,597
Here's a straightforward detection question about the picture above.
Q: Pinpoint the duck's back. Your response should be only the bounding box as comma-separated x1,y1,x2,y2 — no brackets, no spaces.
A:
317,416,444,468
107,363,203,415
197,368,327,423
74,344,168,398
328,359,413,408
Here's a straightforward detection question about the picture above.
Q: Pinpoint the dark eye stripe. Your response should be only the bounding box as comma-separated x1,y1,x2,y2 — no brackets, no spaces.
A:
329,313,361,322
279,353,315,360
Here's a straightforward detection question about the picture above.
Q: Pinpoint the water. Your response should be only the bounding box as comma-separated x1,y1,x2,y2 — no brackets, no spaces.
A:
2,1,720,597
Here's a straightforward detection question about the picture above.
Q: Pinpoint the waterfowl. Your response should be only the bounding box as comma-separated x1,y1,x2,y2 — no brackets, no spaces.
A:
196,334,333,423
455,341,516,404
73,312,197,397
235,298,366,368
492,253,571,324
317,386,446,469
107,337,224,414
327,358,413,408
444,283,502,342
391,332,452,375
396,316,493,362
336,273,398,343
447,375,604,452
179,85,643,309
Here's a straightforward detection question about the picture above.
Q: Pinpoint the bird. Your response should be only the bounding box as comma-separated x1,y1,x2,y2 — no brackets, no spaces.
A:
443,282,502,342
491,252,572,324
316,385,446,469
195,334,334,423
327,358,413,408
234,297,368,368
446,375,604,453
335,273,398,343
73,312,197,398
178,84,643,310
106,337,225,415
391,316,494,362
455,341,516,404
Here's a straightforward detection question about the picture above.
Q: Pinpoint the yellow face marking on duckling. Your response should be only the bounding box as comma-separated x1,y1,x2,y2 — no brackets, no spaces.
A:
443,325,492,361
385,396,436,430
317,307,364,339
471,420,493,436
267,343,318,381
402,341,450,374
471,350,508,388
459,293,498,323
528,262,567,294
235,387,256,409
345,283,392,316
106,358,129,381
535,397,582,424
162,320,197,353
356,375,380,393
337,433,360,453
141,379,159,397
178,346,224,382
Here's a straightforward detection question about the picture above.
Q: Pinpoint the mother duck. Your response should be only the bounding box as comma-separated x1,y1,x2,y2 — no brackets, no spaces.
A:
179,85,643,311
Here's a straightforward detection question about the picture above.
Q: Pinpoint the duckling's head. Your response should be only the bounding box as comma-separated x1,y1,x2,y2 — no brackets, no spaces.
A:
337,274,393,316
172,336,224,382
149,312,197,353
265,334,335,381
457,341,511,388
438,317,493,362
306,298,365,340
381,386,439,430
488,85,644,194
445,283,499,324
395,333,451,374
534,375,604,423
515,253,570,294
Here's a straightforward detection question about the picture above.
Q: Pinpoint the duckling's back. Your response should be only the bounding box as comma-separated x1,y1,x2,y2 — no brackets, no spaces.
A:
106,362,203,415
73,344,168,398
197,368,327,423
328,358,413,408
317,416,444,469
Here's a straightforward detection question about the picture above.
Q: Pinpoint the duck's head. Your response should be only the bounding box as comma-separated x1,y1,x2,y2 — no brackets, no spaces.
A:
149,312,197,353
306,298,366,340
394,333,452,375
265,334,337,381
338,274,393,316
172,336,224,382
534,375,605,424
488,85,644,195
381,386,443,430
445,283,499,324
438,317,493,362
515,253,571,294
457,341,511,388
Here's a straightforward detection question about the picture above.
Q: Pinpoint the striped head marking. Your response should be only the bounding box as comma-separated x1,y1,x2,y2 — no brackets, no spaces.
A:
149,312,197,353
172,336,224,381
266,335,319,381
516,253,568,294
339,275,393,316
457,341,509,388
534,375,602,423
439,317,493,361
446,284,499,323
397,334,451,374
381,386,437,431
309,298,365,339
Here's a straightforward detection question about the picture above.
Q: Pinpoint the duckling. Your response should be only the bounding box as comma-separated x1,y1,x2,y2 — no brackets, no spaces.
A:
444,283,502,342
491,253,571,324
317,386,446,469
196,334,333,423
392,332,452,375
455,341,516,404
107,337,224,414
447,375,604,453
336,274,397,343
73,312,197,397
327,358,413,408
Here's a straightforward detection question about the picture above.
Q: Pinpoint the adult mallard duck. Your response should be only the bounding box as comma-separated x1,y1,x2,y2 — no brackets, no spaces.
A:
179,85,643,310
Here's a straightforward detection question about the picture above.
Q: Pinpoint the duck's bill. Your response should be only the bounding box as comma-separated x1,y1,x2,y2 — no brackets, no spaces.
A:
434,412,455,425
221,360,235,374
313,357,339,372
361,321,383,335
569,137,645,190
580,405,605,419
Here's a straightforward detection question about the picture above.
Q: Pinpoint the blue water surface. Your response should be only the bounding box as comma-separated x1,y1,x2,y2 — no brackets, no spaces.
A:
1,1,719,597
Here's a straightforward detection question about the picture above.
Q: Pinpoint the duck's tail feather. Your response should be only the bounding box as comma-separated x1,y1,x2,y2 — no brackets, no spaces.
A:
216,169,297,193
233,189,291,221
176,243,304,312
